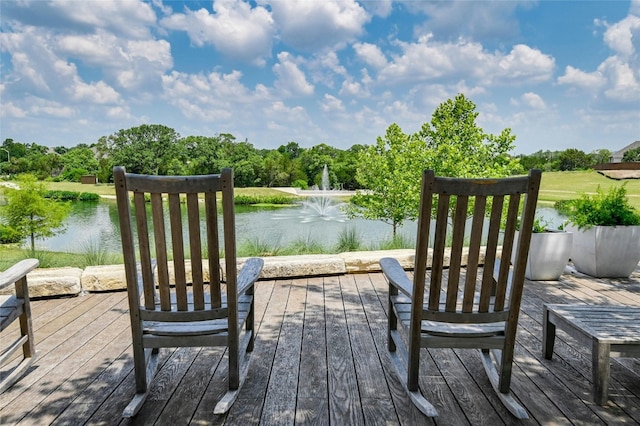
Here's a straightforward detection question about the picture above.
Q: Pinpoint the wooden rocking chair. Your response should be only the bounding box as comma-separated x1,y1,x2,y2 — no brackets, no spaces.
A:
381,169,540,419
114,167,263,417
1,258,39,393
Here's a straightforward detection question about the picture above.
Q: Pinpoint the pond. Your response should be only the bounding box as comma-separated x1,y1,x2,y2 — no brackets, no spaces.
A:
35,198,416,254
32,198,567,255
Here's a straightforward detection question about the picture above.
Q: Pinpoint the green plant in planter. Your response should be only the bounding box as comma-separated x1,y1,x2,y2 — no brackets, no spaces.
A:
516,215,551,233
564,185,640,229
531,216,551,233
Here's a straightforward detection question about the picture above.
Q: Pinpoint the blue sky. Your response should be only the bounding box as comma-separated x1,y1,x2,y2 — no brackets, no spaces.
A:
1,0,638,155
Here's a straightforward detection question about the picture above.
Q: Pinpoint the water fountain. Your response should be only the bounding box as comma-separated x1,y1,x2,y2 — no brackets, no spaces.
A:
299,165,347,222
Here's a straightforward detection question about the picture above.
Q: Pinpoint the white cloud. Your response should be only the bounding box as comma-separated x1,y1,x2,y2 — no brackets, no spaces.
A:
409,1,527,40
56,30,173,89
30,98,75,118
600,57,640,102
339,80,367,97
273,52,314,97
558,66,606,89
71,80,121,104
265,0,370,50
1,102,27,118
377,37,554,86
521,92,546,109
494,44,555,84
161,0,274,65
602,14,640,57
353,42,388,69
57,0,156,38
4,0,158,39
320,94,345,112
361,0,393,18
161,69,274,124
561,12,639,105
106,106,133,119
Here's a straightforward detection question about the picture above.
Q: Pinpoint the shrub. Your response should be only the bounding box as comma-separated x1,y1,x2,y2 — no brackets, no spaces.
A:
285,234,326,255
234,194,296,205
564,185,640,229
292,179,308,190
238,237,283,257
43,190,100,202
0,224,22,244
335,227,363,252
375,233,414,250
553,199,574,216
78,192,100,201
80,239,121,267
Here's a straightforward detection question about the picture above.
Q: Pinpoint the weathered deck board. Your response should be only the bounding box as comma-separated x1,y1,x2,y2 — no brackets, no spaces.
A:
2,268,640,425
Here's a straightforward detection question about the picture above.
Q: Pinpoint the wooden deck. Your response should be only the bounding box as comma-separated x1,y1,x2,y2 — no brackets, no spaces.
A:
2,268,640,425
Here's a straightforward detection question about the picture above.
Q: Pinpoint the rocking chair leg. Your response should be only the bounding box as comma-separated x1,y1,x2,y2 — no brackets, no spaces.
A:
214,350,252,415
480,350,528,419
123,348,161,418
0,356,34,394
388,331,438,417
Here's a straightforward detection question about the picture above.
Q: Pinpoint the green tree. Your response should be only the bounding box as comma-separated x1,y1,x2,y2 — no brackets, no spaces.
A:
277,141,304,159
518,150,561,171
216,137,263,187
0,174,69,253
558,148,594,171
417,94,521,178
590,149,612,164
348,124,426,236
333,145,365,190
182,135,227,175
622,147,640,162
60,146,99,181
106,124,181,175
299,143,339,188
349,94,522,235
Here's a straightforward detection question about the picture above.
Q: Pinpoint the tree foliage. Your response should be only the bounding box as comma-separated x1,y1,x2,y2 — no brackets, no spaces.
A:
0,174,70,253
60,146,99,181
106,124,182,175
623,147,640,162
417,94,521,178
348,124,425,235
558,148,594,171
349,94,522,235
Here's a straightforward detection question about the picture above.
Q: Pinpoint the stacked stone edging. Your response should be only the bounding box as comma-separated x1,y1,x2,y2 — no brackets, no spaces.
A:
2,267,84,298
1,248,479,298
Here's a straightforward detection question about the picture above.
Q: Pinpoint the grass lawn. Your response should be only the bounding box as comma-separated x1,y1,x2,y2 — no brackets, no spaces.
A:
41,170,640,208
42,181,296,199
538,170,640,209
5,170,640,209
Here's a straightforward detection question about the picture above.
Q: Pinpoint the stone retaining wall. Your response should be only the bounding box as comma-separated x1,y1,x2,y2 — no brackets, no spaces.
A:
0,248,478,298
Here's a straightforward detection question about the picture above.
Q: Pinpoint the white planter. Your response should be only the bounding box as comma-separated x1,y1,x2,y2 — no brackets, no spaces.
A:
514,230,573,281
566,224,640,278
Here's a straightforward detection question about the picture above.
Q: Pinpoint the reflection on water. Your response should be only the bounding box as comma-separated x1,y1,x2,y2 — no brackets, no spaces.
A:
30,200,565,254
34,200,415,253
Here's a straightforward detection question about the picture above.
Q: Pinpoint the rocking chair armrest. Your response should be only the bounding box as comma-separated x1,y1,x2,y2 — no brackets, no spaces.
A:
380,257,413,298
237,257,264,295
0,259,39,292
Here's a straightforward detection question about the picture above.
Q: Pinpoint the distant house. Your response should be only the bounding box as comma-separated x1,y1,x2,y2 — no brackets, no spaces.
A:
610,140,640,162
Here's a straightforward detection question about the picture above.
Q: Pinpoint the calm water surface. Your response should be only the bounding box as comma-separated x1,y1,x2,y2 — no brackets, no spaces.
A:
34,199,566,254
37,199,417,253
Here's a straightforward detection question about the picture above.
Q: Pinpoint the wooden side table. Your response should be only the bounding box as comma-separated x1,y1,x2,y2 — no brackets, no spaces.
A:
543,304,640,405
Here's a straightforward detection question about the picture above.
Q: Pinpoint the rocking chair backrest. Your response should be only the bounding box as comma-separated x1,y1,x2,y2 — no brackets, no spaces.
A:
411,169,541,331
114,167,238,326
